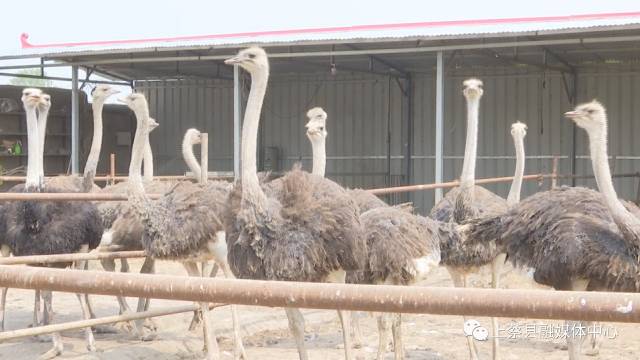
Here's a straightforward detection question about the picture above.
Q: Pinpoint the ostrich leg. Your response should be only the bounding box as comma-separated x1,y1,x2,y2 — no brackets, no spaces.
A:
218,264,247,359
327,270,354,360
39,290,63,360
491,253,506,360
567,280,589,360
391,313,404,360
100,257,138,334
33,290,42,327
350,311,364,349
376,313,392,360
184,261,220,360
285,307,308,360
448,268,479,360
584,321,602,356
0,287,7,331
134,257,158,337
74,259,96,352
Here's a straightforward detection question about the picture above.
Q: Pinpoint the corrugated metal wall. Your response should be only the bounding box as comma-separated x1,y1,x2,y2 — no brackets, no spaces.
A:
137,64,640,215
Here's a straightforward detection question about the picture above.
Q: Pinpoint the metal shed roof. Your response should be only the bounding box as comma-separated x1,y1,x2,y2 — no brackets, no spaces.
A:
15,11,640,58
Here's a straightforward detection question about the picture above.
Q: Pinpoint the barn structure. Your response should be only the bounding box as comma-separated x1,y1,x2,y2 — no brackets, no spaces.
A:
2,12,640,213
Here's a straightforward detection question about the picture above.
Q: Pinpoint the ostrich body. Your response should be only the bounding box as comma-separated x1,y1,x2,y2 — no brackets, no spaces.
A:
305,106,442,359
0,88,104,358
121,93,245,360
463,101,640,359
224,48,365,360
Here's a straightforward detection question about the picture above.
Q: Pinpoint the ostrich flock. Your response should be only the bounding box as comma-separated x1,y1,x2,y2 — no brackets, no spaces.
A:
0,46,638,360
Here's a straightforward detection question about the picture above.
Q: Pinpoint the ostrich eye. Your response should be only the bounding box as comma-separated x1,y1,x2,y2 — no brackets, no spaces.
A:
587,109,594,114
248,53,256,59
319,127,324,131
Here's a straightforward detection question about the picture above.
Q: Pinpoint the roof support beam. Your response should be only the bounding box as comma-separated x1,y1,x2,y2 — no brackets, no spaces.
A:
479,49,571,73
0,72,129,86
344,44,409,78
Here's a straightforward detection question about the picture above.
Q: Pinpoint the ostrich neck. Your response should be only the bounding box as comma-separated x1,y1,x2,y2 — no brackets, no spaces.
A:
507,134,525,206
589,125,640,244
83,100,104,185
460,97,479,189
36,107,49,180
310,137,326,177
241,69,269,207
143,139,154,182
182,137,201,180
25,106,41,190
128,108,149,194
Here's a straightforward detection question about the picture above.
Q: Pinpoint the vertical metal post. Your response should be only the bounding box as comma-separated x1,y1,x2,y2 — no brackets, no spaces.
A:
570,71,578,187
406,75,414,204
200,133,209,184
109,153,116,186
233,65,242,180
71,65,80,174
551,156,559,189
434,52,445,202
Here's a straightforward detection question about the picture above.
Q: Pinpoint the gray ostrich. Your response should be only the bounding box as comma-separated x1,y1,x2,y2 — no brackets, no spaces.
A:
120,93,246,360
429,79,508,360
224,47,365,360
0,88,104,359
462,101,640,359
304,107,447,359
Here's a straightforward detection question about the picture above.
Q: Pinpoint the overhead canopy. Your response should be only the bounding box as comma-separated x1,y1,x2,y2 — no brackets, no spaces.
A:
4,11,640,81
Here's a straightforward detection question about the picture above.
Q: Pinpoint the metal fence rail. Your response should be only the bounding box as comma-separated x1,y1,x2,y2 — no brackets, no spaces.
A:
0,266,637,323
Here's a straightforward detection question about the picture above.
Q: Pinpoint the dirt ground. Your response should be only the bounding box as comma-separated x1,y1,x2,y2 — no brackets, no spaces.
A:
0,260,637,360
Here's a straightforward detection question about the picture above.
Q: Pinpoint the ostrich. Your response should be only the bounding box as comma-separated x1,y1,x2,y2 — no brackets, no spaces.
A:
304,106,447,359
0,88,104,358
97,117,161,338
429,79,508,360
120,93,246,360
461,100,640,359
44,85,119,192
224,47,365,360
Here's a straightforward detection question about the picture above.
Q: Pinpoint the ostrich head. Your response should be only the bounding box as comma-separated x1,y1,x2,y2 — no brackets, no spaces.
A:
305,107,327,142
510,121,527,138
224,47,269,74
184,128,202,145
118,93,147,111
38,93,51,113
462,78,483,100
91,84,119,103
21,88,42,109
564,100,606,134
148,117,159,132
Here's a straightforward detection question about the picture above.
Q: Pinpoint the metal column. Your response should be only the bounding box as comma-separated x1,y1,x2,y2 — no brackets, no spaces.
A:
233,65,242,180
434,52,444,202
71,66,80,174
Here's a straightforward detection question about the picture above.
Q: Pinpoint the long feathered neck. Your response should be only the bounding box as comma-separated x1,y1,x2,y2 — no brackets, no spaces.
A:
310,136,326,177
143,138,154,183
507,132,525,206
588,120,640,247
460,95,479,189
25,105,41,190
83,99,105,188
182,136,201,180
128,107,149,195
241,66,269,209
36,106,49,180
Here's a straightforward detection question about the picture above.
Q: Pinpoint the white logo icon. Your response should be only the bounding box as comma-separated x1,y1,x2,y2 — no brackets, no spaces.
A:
463,319,489,341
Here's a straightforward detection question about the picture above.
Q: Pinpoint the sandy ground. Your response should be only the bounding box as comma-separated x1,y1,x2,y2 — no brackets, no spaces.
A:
0,260,638,360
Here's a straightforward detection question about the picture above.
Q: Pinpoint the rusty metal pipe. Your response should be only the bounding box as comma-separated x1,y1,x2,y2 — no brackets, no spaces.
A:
0,193,162,201
0,251,146,265
0,266,637,323
368,174,545,195
0,302,225,341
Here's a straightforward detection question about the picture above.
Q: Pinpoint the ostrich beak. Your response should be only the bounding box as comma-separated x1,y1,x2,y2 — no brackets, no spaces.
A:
224,56,242,65
564,111,579,118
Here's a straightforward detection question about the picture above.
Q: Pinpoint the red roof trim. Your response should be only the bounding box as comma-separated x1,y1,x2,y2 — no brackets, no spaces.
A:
21,11,640,49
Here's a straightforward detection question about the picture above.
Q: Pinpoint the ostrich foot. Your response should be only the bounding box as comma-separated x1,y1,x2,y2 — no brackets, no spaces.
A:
113,319,137,334
143,317,159,332
38,344,63,360
189,310,203,331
